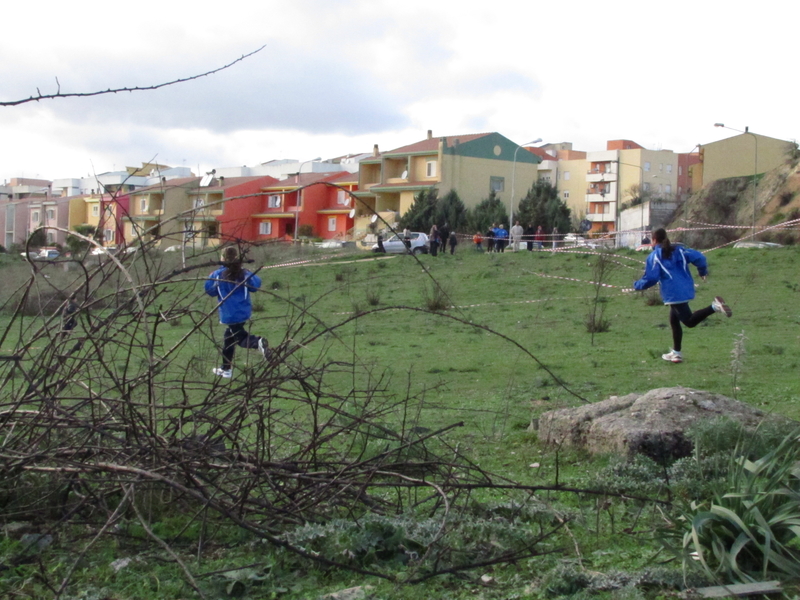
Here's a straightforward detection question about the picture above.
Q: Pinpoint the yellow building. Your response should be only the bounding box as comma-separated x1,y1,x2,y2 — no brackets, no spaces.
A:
700,132,794,186
123,177,200,247
354,131,540,234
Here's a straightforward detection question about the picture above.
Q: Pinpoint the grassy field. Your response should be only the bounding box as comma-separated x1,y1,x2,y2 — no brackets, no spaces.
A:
1,243,798,599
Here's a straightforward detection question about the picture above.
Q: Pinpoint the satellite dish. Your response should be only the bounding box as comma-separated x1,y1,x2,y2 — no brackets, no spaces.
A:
400,170,408,179
348,209,356,219
580,219,592,232
370,214,378,223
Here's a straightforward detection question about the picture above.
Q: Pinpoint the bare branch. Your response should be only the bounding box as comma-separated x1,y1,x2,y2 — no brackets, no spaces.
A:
1,46,265,107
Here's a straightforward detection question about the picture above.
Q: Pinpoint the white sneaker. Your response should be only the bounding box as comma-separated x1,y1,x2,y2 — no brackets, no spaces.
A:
661,350,683,363
712,296,732,317
212,367,232,378
258,337,271,360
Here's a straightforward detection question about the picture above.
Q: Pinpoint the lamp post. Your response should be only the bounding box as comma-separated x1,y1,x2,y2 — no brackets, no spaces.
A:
510,138,542,223
714,123,758,239
294,157,320,241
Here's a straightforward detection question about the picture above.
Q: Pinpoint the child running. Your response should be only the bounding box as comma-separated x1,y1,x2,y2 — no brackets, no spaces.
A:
205,246,269,378
633,228,732,363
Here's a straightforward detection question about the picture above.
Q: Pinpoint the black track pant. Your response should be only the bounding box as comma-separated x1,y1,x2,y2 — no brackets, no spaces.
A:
668,302,714,352
222,322,261,369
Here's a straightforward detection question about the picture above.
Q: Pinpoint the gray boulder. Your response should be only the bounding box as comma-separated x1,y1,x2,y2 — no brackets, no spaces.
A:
538,387,787,461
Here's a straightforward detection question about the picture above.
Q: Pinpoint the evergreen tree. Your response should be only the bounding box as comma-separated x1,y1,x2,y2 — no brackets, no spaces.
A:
399,188,438,232
466,191,508,233
516,181,571,233
435,190,467,232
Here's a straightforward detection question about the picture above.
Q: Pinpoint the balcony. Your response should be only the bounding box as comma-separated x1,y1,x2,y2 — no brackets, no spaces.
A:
586,212,615,223
586,170,616,183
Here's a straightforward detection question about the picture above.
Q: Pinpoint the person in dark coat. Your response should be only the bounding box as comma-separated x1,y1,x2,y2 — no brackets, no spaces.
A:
448,231,458,254
485,225,496,253
525,223,536,251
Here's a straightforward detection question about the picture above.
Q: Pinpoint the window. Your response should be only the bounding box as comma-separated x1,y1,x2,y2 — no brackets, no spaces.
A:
643,182,651,192
337,190,349,205
32,210,40,222
268,195,281,208
194,198,205,209
47,232,55,244
426,160,437,177
259,221,272,235
659,163,663,171
563,171,571,180
104,228,114,242
92,205,100,217
328,217,337,232
490,176,505,193
140,198,148,213
666,164,673,173
644,162,651,172
678,166,682,176
563,191,570,200
46,209,55,220
665,184,672,194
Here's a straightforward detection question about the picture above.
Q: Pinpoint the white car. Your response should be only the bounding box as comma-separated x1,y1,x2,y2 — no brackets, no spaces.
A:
373,232,429,254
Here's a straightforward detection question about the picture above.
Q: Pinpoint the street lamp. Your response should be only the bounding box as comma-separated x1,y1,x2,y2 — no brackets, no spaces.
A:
294,157,320,241
510,138,542,223
714,123,758,239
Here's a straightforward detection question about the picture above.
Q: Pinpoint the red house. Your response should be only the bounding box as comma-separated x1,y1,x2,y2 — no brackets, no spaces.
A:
255,172,357,241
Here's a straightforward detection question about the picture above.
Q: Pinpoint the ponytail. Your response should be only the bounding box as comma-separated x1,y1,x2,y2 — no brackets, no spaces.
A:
220,246,244,281
653,228,673,259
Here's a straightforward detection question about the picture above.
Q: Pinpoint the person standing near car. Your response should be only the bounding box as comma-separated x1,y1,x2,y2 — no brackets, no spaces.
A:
205,246,270,378
633,228,732,364
376,233,386,253
429,224,440,256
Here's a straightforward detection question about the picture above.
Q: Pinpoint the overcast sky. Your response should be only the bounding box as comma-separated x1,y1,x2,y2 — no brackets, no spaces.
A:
1,0,796,183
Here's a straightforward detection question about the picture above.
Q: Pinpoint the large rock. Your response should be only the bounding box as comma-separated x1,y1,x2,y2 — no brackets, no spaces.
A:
538,387,786,461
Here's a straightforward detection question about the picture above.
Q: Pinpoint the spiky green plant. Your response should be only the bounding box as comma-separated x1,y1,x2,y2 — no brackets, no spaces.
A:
673,432,800,583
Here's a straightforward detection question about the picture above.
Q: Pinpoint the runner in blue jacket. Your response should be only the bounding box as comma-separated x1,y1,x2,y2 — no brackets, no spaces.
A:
205,246,269,378
633,228,732,363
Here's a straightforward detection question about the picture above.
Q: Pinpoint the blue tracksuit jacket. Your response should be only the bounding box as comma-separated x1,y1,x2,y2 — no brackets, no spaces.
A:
204,267,261,324
633,244,708,304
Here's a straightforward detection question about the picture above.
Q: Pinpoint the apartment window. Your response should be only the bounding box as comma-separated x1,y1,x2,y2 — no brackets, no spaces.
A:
92,205,100,217
643,182,651,192
563,191,570,200
490,176,505,193
563,171,571,180
328,217,337,232
678,166,682,176
426,160,437,177
337,190,349,205
665,184,672,194
666,164,673,173
32,210,40,222
194,198,205,209
104,229,114,242
47,232,55,244
47,209,55,220
259,221,272,235
268,195,281,208
644,162,651,172
140,198,148,212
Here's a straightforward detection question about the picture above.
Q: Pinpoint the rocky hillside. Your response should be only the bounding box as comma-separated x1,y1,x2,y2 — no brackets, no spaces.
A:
670,155,800,248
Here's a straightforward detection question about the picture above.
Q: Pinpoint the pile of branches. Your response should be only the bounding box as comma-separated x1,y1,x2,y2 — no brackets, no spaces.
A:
0,239,568,593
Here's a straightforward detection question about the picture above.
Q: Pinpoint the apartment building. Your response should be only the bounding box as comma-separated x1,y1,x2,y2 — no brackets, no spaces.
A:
354,131,540,234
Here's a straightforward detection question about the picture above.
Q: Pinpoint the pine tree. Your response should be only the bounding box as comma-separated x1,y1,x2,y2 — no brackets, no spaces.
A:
466,191,508,233
516,181,571,233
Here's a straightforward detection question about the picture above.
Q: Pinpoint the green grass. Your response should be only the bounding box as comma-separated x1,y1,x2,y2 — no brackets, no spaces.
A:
0,244,799,599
